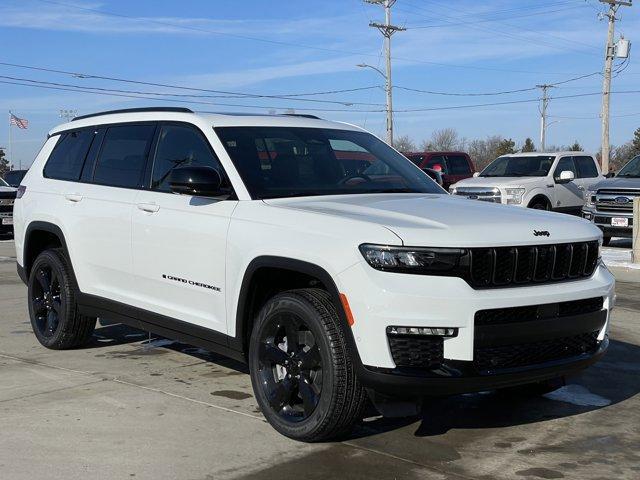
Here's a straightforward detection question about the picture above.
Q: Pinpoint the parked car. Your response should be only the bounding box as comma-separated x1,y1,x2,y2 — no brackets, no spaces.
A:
0,176,17,235
450,152,604,214
403,151,475,189
582,154,640,245
14,108,614,442
3,169,28,187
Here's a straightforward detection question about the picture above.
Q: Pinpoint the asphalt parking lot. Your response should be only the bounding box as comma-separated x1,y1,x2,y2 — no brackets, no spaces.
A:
1,238,639,480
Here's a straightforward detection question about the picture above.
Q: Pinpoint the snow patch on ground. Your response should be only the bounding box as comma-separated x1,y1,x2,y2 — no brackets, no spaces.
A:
601,247,640,270
544,384,611,407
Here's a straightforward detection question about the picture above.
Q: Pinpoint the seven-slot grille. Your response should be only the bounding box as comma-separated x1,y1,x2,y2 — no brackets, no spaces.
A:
468,241,599,288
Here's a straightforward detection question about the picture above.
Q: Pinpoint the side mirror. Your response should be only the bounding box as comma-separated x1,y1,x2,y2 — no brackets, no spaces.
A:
555,170,575,183
432,164,443,172
169,166,224,197
422,168,443,186
473,172,480,178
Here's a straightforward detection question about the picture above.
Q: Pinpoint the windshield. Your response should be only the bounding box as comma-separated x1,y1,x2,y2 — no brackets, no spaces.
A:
618,156,640,177
480,155,555,177
3,170,25,186
214,127,444,199
0,177,9,187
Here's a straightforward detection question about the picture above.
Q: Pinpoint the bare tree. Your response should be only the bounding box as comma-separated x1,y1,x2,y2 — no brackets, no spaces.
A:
426,128,460,151
468,135,504,170
392,134,417,152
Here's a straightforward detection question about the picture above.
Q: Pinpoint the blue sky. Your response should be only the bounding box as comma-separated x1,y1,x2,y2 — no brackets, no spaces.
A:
1,0,639,168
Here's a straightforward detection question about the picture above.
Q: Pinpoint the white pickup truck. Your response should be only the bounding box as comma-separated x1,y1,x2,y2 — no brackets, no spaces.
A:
450,152,604,214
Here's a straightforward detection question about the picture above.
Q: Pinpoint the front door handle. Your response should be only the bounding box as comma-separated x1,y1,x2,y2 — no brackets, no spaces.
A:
137,203,160,213
64,193,83,203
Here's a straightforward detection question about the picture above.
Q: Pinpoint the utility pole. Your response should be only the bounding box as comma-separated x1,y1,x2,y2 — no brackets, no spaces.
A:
537,84,554,153
599,0,632,173
365,0,405,146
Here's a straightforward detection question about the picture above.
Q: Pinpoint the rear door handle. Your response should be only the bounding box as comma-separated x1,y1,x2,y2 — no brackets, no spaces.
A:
137,203,160,213
64,193,83,203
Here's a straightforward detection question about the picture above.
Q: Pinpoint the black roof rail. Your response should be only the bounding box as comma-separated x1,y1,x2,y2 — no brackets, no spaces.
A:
72,107,194,121
281,113,321,119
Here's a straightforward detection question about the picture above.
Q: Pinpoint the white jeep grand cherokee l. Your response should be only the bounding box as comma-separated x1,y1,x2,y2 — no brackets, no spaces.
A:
450,152,604,214
14,108,614,442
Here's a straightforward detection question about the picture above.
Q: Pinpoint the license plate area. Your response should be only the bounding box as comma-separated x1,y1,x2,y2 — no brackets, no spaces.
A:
611,217,629,227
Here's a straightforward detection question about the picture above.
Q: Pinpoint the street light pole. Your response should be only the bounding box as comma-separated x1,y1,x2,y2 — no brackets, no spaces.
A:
365,0,404,146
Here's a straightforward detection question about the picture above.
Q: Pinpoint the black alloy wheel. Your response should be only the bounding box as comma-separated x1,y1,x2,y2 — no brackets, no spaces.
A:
249,289,366,442
31,264,63,339
257,313,323,421
28,249,96,350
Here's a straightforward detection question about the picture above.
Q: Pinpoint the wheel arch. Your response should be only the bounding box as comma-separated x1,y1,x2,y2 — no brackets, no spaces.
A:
527,193,552,209
23,221,72,279
233,256,361,365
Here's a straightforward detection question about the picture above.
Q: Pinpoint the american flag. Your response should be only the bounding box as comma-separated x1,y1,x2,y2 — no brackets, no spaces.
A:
10,113,28,129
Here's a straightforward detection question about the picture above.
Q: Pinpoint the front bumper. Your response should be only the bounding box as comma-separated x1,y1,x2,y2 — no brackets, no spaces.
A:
338,260,614,395
357,338,608,396
582,208,633,237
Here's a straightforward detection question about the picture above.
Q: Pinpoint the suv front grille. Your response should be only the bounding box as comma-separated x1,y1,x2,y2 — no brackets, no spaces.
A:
475,297,603,326
474,331,600,371
468,241,598,288
453,187,501,203
388,335,444,368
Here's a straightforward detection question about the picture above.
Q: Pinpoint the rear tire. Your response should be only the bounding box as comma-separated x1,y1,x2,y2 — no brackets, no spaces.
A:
28,249,96,350
249,288,365,442
529,198,550,210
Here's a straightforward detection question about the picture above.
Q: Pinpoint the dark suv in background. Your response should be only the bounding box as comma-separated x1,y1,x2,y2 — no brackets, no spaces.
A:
0,176,17,236
583,155,640,245
403,151,475,189
3,169,28,187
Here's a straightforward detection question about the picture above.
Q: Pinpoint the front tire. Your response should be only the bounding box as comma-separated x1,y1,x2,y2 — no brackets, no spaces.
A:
529,198,550,210
28,249,96,349
249,288,365,442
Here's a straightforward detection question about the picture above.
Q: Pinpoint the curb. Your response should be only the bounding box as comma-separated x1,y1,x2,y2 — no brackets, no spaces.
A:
608,266,640,284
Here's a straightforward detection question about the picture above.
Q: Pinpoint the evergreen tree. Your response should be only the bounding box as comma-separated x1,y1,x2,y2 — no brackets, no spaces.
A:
521,138,535,152
0,149,9,178
496,138,516,157
631,127,640,156
569,141,583,152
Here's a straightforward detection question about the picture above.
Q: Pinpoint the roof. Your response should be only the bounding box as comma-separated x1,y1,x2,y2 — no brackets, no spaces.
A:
500,151,592,157
48,108,362,136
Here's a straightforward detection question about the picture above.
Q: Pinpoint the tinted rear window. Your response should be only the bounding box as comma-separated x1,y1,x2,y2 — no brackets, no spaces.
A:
92,125,155,188
44,130,94,181
575,156,598,178
446,155,471,175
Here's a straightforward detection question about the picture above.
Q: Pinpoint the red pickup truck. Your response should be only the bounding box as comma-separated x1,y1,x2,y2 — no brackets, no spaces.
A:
403,151,476,189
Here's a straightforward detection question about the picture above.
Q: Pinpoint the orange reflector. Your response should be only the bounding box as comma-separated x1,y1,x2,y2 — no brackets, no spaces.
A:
339,293,355,327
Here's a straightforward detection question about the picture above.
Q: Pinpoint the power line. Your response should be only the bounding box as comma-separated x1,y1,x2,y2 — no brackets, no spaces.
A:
0,74,386,107
0,61,607,101
0,61,382,104
399,0,600,57
29,0,599,76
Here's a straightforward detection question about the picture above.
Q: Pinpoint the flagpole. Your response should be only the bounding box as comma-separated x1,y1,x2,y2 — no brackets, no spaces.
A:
8,110,13,171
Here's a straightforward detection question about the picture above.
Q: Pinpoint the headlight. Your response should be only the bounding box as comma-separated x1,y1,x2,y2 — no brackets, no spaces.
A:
504,188,525,205
585,190,596,207
359,244,469,275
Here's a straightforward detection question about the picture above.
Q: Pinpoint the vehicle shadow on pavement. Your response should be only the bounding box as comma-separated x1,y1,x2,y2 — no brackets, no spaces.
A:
352,339,640,439
89,317,250,373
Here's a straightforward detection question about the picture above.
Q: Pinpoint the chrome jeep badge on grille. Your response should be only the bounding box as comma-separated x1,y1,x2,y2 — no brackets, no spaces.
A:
534,230,550,237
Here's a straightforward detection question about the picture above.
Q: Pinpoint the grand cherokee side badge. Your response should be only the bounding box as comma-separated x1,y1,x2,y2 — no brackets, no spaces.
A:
533,230,550,237
162,274,221,292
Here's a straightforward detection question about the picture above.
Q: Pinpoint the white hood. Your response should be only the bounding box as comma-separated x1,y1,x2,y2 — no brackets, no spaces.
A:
452,176,548,189
264,194,600,247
